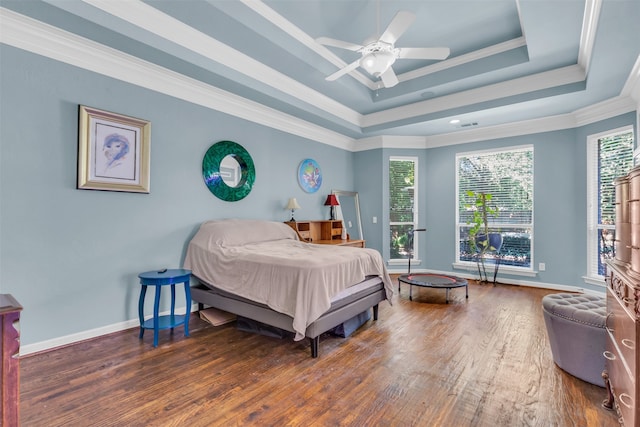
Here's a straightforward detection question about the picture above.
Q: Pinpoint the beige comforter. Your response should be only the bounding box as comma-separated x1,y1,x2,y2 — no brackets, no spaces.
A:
183,219,393,340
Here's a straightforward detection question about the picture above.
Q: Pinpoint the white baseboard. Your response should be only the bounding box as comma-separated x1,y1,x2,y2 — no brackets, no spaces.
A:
20,271,605,356
20,303,197,356
387,268,605,295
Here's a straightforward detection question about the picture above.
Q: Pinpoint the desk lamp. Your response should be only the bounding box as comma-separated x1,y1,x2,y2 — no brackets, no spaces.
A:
286,197,301,221
324,194,339,220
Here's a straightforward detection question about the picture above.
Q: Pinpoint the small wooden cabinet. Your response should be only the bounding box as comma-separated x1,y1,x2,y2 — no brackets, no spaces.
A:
1,294,22,427
286,220,365,248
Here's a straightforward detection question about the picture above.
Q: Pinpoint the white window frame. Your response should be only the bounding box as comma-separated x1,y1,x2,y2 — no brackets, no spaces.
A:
585,125,635,286
388,156,420,266
454,145,535,276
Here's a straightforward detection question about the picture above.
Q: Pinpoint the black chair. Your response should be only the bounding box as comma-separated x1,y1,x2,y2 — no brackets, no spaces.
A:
475,232,503,285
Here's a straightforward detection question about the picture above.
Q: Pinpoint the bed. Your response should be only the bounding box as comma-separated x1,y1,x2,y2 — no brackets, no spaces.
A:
183,219,393,357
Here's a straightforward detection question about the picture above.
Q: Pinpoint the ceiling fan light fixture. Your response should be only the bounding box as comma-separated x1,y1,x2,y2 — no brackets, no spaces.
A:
360,51,396,77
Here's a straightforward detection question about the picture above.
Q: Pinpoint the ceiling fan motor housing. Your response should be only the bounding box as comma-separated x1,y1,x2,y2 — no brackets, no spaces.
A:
360,42,397,76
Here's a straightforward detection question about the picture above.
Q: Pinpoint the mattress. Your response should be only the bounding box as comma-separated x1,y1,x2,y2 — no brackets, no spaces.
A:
184,219,393,340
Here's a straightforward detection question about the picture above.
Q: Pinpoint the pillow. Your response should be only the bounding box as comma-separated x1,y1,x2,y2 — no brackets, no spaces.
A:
196,219,298,248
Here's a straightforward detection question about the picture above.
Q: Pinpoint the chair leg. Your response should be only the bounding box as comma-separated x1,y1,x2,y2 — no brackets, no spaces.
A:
493,254,502,285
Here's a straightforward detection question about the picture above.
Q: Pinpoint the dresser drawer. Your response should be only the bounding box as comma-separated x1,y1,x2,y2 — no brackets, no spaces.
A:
607,287,637,376
605,338,637,427
299,231,310,237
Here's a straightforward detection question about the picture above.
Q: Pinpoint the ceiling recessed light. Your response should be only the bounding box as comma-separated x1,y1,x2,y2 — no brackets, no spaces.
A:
449,119,460,124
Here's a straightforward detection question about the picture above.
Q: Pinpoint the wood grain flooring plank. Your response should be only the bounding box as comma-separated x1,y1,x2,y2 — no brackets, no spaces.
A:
19,279,618,426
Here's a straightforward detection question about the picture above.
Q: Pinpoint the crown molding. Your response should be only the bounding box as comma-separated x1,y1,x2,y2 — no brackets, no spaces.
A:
1,5,635,153
240,0,374,89
398,37,527,84
578,0,602,74
244,1,529,92
351,136,384,152
0,7,354,150
84,0,362,127
355,94,636,150
573,95,636,127
422,114,577,148
362,64,585,127
243,1,528,91
350,135,429,152
622,55,640,105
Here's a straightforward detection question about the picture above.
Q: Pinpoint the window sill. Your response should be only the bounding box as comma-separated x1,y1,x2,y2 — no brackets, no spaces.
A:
582,275,606,287
452,262,537,278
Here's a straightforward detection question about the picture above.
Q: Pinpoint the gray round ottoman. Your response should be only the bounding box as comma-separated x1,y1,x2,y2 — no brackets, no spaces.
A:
542,293,607,387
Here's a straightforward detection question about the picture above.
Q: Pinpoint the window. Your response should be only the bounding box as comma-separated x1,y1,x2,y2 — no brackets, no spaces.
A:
389,157,418,262
456,146,534,270
586,126,634,282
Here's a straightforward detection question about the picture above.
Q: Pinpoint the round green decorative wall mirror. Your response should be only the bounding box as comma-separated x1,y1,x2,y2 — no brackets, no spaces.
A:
202,140,255,201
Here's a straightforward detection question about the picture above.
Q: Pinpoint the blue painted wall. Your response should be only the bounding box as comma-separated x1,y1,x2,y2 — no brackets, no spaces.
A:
362,113,637,293
0,46,353,346
1,43,637,348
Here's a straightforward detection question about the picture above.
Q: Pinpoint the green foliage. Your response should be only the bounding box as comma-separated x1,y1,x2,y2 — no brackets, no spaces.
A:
466,190,498,254
389,160,415,223
466,190,501,283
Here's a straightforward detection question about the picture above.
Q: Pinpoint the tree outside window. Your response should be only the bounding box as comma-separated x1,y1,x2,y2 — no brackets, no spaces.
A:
389,157,417,260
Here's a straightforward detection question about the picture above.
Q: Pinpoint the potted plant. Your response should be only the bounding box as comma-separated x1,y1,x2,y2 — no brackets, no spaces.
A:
466,190,503,284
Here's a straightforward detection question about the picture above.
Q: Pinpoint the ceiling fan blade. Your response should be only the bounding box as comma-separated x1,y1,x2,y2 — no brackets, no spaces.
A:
315,37,363,52
397,47,451,60
380,67,399,88
379,11,415,45
325,59,362,81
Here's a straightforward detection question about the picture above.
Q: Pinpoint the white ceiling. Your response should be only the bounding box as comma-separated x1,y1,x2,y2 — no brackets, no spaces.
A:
1,0,639,148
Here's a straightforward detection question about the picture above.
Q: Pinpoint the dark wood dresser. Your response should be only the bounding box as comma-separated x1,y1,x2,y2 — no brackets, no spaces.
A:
1,294,22,426
605,262,640,425
604,170,640,425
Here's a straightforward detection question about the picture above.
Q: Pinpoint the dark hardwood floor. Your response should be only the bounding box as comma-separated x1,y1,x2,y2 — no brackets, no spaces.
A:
20,278,618,426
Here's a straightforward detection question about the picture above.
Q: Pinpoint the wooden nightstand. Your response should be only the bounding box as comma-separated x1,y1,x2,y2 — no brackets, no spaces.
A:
286,220,364,246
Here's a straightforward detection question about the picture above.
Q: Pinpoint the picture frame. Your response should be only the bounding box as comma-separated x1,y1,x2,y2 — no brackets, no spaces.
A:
77,105,151,193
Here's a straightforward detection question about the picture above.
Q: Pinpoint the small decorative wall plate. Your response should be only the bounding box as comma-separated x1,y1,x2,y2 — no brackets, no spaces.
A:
298,158,322,193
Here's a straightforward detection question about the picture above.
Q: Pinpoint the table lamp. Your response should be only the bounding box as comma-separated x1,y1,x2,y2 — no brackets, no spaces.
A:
324,194,339,220
285,197,301,221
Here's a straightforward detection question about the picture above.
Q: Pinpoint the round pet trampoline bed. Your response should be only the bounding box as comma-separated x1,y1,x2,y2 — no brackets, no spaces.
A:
397,273,468,303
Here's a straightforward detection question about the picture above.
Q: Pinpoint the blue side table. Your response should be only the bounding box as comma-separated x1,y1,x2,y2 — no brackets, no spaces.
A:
138,268,192,347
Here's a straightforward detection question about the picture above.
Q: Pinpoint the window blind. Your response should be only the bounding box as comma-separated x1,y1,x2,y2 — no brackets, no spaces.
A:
456,145,534,269
457,146,533,227
598,132,634,226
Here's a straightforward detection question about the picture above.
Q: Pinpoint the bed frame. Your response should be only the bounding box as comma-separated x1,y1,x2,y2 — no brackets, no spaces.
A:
190,275,386,358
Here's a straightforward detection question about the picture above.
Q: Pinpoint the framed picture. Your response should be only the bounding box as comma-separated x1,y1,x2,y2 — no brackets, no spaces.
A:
77,105,151,193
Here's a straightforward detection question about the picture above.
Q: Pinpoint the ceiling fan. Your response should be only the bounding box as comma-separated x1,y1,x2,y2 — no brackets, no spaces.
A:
316,10,450,88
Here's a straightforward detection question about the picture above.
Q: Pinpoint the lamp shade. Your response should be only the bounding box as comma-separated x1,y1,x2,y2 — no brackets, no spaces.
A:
360,51,396,77
324,194,339,206
286,197,301,210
